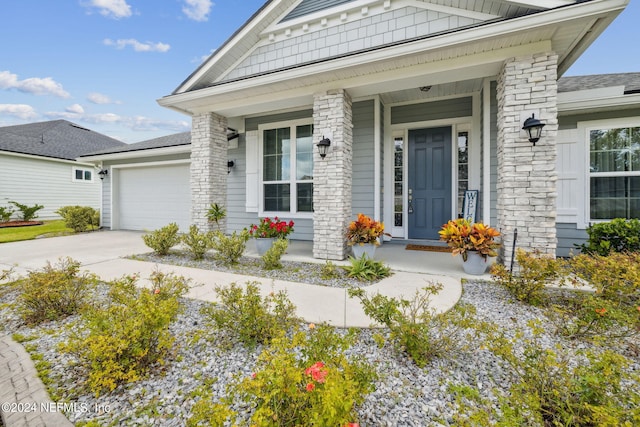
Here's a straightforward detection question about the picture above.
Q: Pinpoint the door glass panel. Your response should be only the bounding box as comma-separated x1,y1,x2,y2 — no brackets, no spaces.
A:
394,136,404,227
457,132,469,217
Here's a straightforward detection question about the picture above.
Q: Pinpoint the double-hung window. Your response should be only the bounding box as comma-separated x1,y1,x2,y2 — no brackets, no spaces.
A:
260,120,314,215
589,125,640,220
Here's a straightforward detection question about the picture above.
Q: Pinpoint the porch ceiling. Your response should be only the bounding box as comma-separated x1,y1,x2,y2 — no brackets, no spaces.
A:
158,0,626,118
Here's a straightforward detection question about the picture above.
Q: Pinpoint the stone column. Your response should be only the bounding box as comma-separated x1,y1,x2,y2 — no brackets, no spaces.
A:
191,112,228,232
313,89,353,260
496,52,558,264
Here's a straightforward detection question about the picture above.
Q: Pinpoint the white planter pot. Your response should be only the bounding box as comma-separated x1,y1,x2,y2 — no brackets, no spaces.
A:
255,238,275,256
351,243,376,259
461,251,494,275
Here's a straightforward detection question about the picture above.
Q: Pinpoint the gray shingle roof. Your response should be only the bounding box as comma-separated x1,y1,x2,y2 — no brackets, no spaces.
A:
0,120,125,161
79,132,191,157
558,72,640,94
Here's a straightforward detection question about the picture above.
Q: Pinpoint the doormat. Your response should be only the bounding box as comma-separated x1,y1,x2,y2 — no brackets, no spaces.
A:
405,244,452,253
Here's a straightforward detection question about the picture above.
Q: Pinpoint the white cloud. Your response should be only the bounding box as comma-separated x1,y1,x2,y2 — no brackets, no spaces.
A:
182,0,213,22
0,71,70,98
87,92,120,104
0,104,38,120
103,38,170,53
66,104,85,114
84,0,132,19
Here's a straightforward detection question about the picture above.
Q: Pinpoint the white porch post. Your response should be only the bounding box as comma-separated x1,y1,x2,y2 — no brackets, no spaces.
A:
313,89,353,260
191,112,228,232
496,52,558,263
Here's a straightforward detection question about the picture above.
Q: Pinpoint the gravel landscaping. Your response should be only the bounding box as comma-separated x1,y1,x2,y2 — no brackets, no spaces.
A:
1,255,638,426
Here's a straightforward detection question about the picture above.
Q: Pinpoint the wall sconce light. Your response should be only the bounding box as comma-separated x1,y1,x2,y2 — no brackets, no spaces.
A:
98,169,108,180
522,114,545,146
316,137,331,159
227,160,235,174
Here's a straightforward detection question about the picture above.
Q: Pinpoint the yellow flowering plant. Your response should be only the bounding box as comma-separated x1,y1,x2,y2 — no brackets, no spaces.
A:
345,213,387,246
438,218,501,261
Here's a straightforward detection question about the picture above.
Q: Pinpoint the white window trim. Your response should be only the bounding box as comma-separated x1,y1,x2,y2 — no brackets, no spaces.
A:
72,166,94,182
580,117,640,226
257,118,314,219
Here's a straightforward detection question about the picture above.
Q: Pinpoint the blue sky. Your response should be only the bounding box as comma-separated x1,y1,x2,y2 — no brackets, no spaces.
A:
0,0,637,144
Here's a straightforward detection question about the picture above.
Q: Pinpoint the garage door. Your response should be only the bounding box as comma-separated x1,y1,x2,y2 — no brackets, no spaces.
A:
117,164,190,231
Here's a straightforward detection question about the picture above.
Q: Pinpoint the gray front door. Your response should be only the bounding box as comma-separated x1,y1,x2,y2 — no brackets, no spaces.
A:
408,127,452,239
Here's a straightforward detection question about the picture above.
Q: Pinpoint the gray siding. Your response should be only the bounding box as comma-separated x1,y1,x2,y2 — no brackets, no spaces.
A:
246,110,313,131
559,108,640,130
391,97,472,125
0,154,101,221
557,223,588,257
352,100,375,218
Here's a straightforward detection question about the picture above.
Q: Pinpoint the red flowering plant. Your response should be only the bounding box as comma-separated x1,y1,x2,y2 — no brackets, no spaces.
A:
345,213,388,246
249,216,294,239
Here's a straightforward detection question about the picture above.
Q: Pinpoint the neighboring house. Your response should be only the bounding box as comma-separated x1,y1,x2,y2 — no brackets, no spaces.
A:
0,120,125,221
82,0,632,261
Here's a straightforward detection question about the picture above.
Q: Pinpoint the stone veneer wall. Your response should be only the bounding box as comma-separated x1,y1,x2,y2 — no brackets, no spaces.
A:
496,52,558,264
191,112,228,232
313,89,353,260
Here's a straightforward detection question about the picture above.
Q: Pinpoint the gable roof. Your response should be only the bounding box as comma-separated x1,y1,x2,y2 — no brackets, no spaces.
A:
79,131,191,157
0,120,125,161
160,0,628,118
559,72,640,94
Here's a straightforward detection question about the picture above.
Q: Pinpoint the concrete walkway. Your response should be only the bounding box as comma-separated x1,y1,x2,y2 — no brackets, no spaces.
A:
0,230,466,426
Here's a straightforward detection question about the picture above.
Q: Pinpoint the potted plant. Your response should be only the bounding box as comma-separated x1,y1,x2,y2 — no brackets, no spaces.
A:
438,218,501,275
345,213,387,258
249,217,294,256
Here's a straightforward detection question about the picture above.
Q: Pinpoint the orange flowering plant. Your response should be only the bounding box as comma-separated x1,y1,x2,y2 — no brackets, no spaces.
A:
438,218,501,261
346,213,387,246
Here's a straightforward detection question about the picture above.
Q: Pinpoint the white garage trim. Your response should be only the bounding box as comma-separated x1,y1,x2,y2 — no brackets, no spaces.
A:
110,160,191,231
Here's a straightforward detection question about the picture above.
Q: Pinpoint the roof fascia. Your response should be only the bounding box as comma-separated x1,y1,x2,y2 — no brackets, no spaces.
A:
1,150,95,166
174,0,281,94
77,144,191,162
501,0,575,8
559,93,640,115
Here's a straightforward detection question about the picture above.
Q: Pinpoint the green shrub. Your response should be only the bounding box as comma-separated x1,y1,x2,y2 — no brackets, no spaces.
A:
578,218,640,255
569,252,640,306
142,223,180,256
202,281,298,348
0,206,13,222
349,283,474,367
457,320,640,426
181,225,214,260
545,252,640,342
63,271,189,396
210,229,249,265
206,203,226,230
262,237,288,270
9,201,44,221
491,249,566,306
343,255,391,281
56,205,100,232
16,257,97,325
189,326,375,427
320,260,341,279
